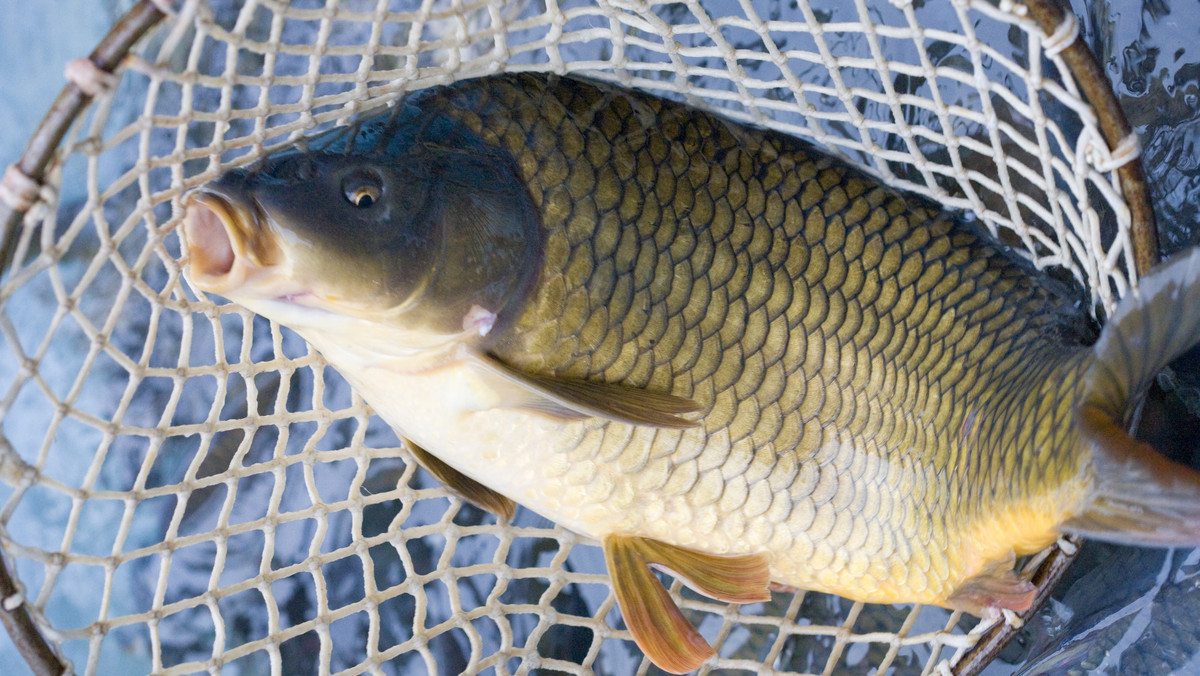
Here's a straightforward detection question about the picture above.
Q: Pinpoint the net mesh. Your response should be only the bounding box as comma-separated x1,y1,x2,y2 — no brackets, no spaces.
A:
0,0,1142,674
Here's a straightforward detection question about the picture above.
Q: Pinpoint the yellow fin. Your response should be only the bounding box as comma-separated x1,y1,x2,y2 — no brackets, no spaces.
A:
404,439,515,519
944,553,1034,617
475,353,702,428
602,534,770,673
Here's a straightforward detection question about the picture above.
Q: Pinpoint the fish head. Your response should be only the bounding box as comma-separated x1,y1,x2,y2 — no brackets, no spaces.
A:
180,109,542,357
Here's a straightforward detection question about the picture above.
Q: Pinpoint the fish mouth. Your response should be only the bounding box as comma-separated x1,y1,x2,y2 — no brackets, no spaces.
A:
181,190,279,295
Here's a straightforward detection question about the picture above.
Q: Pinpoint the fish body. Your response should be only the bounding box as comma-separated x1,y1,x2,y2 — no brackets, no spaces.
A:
180,73,1200,672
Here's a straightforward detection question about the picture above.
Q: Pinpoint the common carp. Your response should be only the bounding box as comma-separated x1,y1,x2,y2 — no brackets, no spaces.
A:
179,73,1200,673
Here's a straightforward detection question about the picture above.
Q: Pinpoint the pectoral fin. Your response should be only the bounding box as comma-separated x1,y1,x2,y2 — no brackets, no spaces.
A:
404,439,516,519
944,553,1035,617
602,534,770,673
475,353,702,429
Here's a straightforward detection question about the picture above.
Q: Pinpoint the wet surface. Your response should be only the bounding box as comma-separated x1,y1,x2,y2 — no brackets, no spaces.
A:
1071,0,1200,255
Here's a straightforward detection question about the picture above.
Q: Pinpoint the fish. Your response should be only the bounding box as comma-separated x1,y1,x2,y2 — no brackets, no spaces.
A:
177,73,1200,673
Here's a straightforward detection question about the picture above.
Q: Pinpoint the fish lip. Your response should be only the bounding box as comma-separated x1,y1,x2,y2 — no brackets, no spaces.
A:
181,189,275,295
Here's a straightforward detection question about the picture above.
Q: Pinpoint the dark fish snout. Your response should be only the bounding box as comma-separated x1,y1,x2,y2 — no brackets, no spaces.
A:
181,189,278,294
183,195,235,279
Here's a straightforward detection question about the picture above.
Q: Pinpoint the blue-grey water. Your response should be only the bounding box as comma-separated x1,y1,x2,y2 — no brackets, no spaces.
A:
1,0,1199,674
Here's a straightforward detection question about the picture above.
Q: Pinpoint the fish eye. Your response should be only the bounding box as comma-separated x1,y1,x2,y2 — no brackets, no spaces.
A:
342,171,383,208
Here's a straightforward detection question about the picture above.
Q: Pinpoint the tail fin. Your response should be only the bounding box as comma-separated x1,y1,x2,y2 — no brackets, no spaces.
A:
1063,247,1200,546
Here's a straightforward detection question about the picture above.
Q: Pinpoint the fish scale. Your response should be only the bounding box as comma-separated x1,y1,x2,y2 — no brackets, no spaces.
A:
410,73,1092,602
180,73,1200,671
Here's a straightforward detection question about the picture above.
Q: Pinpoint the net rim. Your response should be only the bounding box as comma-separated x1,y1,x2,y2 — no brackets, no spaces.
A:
0,1,1160,674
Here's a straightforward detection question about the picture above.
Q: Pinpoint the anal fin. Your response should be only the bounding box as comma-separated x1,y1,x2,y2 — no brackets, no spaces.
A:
404,439,516,520
944,553,1035,618
602,534,770,673
474,353,702,429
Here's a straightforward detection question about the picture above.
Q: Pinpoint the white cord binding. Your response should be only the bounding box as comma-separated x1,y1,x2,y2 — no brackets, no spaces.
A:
148,0,177,15
1093,133,1142,172
64,58,119,98
1,591,24,612
0,164,40,212
1042,11,1079,58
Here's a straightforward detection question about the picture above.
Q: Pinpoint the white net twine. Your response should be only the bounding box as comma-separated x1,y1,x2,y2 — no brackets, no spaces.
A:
0,0,1144,674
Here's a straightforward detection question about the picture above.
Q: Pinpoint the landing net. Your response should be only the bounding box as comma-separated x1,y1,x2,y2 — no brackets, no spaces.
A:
0,0,1152,674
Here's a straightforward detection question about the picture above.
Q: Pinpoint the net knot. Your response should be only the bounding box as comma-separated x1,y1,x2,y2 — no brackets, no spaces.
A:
1087,133,1141,172
65,58,120,98
0,164,41,212
1042,11,1079,58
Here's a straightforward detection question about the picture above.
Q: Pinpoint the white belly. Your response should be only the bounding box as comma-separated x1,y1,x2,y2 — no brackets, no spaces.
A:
300,328,661,538
287,321,817,584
